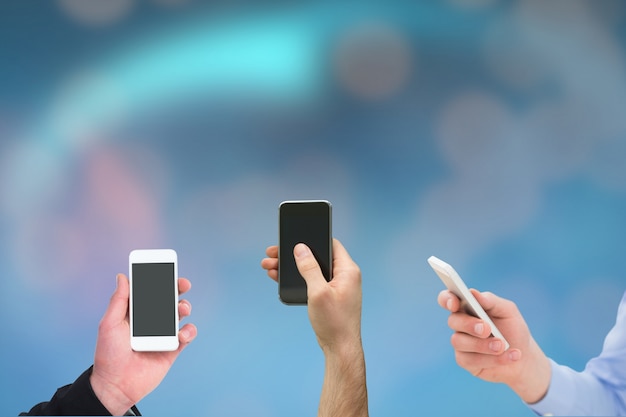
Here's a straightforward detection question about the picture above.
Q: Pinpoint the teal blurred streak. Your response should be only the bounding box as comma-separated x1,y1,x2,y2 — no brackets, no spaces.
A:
104,12,323,106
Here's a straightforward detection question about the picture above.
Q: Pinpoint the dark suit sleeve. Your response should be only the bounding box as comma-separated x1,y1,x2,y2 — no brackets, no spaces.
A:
19,366,140,416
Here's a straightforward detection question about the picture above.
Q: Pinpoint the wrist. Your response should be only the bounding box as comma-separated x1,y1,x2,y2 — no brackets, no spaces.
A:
509,339,551,404
90,370,135,416
321,336,364,361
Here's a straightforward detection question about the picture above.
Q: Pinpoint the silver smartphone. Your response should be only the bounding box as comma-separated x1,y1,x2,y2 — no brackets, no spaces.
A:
428,255,510,350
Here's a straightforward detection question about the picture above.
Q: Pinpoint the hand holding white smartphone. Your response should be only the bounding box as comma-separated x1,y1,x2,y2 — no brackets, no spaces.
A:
428,255,510,351
129,249,179,352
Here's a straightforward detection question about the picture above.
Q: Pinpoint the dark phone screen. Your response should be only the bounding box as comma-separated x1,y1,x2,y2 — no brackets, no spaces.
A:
132,262,176,336
279,201,332,304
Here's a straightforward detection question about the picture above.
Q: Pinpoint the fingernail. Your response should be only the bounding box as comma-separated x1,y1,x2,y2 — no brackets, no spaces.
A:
180,328,189,339
446,297,453,311
489,340,502,352
508,349,521,361
294,243,310,258
474,323,484,335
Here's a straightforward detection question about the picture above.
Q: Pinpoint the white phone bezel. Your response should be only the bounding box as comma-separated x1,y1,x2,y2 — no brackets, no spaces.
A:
428,255,510,350
129,249,179,352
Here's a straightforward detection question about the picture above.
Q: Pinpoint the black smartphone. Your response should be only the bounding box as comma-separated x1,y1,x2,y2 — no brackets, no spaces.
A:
279,200,332,305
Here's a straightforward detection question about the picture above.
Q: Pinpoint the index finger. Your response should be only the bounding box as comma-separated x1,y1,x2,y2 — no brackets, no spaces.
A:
438,289,461,312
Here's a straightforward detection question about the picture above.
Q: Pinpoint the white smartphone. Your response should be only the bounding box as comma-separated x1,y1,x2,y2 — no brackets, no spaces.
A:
129,249,179,352
428,255,510,350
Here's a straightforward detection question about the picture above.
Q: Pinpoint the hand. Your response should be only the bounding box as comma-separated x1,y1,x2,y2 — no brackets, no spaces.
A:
261,238,368,417
261,238,363,353
438,289,550,404
90,274,197,415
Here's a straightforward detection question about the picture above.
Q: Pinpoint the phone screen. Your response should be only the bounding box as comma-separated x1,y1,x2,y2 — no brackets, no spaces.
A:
279,201,332,304
131,262,177,337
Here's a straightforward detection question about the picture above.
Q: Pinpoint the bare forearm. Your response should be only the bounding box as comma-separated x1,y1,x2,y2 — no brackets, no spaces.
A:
319,342,369,417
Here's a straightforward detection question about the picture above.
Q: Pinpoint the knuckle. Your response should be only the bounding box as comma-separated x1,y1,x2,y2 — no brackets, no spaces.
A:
450,332,460,347
505,299,520,315
308,285,330,303
454,351,466,367
97,316,108,333
447,314,456,329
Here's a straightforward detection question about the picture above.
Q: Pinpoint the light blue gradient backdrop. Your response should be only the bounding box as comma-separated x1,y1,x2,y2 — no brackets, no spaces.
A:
2,1,626,415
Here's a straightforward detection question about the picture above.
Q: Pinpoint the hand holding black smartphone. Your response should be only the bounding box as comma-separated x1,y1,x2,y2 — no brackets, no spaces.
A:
278,200,332,305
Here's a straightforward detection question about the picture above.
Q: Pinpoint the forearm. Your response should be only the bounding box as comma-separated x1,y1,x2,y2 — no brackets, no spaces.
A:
529,359,622,416
20,366,135,416
529,291,626,415
319,341,369,417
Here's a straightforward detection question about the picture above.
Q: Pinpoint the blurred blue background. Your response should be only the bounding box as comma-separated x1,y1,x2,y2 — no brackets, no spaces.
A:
2,1,626,415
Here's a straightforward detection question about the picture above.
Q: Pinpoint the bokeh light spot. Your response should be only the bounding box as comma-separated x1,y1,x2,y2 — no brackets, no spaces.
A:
57,0,135,27
334,20,413,101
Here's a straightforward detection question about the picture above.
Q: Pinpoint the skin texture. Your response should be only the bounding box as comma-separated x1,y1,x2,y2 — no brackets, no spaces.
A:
261,238,369,417
437,289,551,404
90,274,197,416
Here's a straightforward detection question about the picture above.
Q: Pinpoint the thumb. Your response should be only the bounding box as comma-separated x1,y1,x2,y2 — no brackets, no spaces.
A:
102,274,130,326
293,243,326,295
471,289,517,320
